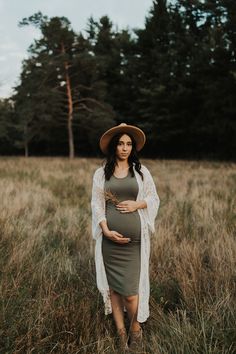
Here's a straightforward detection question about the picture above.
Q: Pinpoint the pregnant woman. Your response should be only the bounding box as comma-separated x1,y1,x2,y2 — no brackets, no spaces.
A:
91,123,160,352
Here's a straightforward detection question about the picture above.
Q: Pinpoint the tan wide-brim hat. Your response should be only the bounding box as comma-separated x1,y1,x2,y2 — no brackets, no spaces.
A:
99,123,146,155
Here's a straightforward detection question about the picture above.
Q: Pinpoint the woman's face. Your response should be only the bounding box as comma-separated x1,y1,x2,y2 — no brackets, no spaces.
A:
115,134,133,161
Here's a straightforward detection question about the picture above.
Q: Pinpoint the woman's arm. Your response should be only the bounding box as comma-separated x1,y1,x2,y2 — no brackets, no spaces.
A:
99,220,130,243
136,200,147,209
142,166,160,233
116,199,147,213
99,219,110,236
91,169,106,240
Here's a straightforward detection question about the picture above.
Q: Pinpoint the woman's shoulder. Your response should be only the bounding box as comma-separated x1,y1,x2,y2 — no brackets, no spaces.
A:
140,164,151,175
93,166,105,179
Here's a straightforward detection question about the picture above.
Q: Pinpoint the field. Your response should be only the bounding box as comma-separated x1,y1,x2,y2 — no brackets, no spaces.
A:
0,157,235,354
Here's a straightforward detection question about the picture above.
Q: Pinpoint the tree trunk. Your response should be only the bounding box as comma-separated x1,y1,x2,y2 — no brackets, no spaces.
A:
62,42,74,159
24,125,29,157
24,142,29,157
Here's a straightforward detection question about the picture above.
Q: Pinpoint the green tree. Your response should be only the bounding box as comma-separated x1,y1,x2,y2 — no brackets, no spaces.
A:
13,56,63,156
0,99,15,154
133,0,175,155
86,16,137,121
131,0,236,158
18,13,77,158
15,12,115,157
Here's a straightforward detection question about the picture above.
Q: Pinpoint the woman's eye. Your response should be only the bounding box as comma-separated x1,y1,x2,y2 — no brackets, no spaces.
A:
118,142,132,146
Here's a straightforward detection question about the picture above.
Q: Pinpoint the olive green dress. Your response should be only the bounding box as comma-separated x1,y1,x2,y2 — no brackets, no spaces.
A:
102,170,141,296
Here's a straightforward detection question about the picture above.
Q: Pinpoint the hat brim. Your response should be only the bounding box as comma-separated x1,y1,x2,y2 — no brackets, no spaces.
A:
99,124,146,155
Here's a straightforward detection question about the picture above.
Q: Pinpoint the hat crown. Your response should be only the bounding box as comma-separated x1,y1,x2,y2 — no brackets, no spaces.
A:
99,123,146,155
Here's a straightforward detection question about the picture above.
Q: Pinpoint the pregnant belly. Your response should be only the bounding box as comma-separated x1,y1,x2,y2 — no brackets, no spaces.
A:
106,205,141,241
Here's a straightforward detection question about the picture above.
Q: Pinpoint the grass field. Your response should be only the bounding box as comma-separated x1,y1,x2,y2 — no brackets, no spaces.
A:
0,157,235,354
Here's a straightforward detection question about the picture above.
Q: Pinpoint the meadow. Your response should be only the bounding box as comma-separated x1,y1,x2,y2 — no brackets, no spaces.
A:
0,157,235,354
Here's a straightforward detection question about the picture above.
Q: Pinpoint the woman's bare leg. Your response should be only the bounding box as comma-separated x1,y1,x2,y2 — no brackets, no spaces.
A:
110,289,125,330
123,294,140,332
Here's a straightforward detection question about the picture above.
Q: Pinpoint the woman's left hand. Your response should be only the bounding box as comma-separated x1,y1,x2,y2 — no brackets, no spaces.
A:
116,200,138,213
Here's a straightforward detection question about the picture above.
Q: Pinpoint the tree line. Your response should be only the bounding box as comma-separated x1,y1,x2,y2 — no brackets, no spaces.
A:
0,0,235,159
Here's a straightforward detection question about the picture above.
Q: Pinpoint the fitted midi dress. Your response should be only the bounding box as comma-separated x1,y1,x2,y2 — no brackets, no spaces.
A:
102,170,141,296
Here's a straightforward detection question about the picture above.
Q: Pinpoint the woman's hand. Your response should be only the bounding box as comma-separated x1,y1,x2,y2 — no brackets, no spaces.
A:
116,200,138,213
104,230,131,244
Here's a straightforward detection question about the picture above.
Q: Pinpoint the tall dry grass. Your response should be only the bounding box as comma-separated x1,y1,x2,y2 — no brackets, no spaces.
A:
0,157,235,354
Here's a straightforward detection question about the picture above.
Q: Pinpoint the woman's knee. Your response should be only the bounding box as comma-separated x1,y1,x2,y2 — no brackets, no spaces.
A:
124,294,137,303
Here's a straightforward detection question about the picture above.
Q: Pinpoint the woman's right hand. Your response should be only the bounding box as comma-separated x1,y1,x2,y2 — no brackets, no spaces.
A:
104,230,131,244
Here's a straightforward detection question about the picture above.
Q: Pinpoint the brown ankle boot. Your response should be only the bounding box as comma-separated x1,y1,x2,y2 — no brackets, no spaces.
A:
129,327,143,353
116,327,128,352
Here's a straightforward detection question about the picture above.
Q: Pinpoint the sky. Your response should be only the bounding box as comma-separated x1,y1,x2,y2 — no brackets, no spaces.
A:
0,0,153,98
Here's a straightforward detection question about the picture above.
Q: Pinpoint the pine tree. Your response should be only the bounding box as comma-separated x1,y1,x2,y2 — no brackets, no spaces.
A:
14,12,115,157
0,99,15,154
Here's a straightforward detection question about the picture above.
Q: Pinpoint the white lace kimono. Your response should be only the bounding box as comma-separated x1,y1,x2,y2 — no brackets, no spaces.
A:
91,163,160,323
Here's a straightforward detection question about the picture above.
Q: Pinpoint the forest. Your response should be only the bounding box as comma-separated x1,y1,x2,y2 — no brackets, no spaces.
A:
0,0,235,160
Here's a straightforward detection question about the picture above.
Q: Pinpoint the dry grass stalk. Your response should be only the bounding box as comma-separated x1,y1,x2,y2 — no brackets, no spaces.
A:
104,189,120,205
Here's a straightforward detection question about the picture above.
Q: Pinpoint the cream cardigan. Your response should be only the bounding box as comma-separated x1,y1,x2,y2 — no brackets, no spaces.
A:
91,163,160,322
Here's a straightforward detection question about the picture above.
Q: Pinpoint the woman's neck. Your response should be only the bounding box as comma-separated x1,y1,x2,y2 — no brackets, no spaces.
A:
115,160,130,170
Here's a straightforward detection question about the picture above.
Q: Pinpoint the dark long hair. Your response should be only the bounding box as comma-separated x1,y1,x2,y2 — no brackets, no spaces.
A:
103,132,144,181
